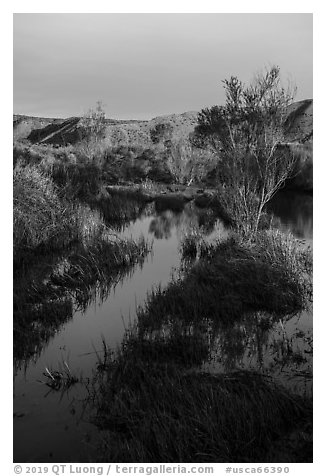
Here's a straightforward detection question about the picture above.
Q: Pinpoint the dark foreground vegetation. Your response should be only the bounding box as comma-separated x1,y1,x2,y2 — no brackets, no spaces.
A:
14,66,313,462
93,363,312,463
89,229,312,462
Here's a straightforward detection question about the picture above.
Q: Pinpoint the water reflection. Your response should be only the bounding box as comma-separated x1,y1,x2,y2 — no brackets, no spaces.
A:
149,212,177,239
268,191,312,241
136,306,312,397
13,190,312,462
207,310,312,395
148,203,226,241
14,240,148,370
13,199,229,462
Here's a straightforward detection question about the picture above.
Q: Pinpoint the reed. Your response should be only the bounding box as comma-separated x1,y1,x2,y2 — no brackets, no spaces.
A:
92,351,312,462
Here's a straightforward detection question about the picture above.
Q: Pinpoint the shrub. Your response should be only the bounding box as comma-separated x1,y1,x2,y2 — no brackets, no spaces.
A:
254,228,313,301
76,101,107,160
13,164,74,255
51,161,104,200
138,229,312,335
150,122,173,145
166,138,215,186
195,66,298,237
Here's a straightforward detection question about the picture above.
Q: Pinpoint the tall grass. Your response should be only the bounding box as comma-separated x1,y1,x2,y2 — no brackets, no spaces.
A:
13,139,174,195
49,235,150,310
13,162,110,266
13,163,75,257
139,230,312,336
89,226,313,462
88,223,313,462
14,230,150,364
13,160,151,257
93,189,153,231
180,229,214,262
254,228,312,279
13,161,152,364
92,351,312,462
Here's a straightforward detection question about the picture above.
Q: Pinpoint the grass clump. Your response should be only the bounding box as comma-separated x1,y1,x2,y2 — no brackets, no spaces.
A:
14,234,150,364
255,228,312,277
13,164,108,267
113,323,211,369
13,162,152,365
89,225,312,462
39,362,80,391
48,235,150,309
93,190,153,231
92,352,312,462
13,163,74,256
13,162,150,263
139,229,312,334
180,229,214,262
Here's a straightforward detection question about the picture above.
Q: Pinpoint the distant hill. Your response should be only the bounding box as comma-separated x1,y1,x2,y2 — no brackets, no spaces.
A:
13,110,199,148
13,100,312,147
284,99,313,143
13,115,64,142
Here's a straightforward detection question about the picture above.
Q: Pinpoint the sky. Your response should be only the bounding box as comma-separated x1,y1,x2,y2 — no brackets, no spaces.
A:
14,13,313,120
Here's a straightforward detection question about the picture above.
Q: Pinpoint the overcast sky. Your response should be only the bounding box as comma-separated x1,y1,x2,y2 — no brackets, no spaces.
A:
13,13,312,120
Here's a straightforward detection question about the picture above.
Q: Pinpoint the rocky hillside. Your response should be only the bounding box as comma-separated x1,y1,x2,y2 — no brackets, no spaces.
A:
13,100,312,147
284,99,313,143
13,115,65,142
13,110,199,148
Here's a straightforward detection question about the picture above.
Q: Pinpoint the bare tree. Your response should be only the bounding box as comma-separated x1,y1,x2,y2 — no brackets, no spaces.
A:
196,66,297,236
77,101,107,161
166,138,215,186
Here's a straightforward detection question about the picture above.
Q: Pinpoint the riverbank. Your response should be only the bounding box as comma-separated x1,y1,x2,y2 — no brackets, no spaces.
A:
14,179,313,463
89,226,313,462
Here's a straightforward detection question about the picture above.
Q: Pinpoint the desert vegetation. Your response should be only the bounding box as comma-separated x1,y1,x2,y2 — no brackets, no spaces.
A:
14,66,312,463
83,67,313,462
193,67,299,237
87,222,312,460
13,105,153,365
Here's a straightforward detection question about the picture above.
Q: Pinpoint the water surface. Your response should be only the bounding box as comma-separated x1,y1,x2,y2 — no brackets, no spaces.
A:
13,204,227,462
268,190,313,243
13,192,312,462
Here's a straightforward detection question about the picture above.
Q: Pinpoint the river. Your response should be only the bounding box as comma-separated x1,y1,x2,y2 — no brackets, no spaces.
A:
13,191,312,462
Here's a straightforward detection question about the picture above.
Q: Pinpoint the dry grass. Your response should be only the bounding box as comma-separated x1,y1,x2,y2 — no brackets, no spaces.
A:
92,351,312,462
139,230,312,336
88,225,312,462
13,163,75,255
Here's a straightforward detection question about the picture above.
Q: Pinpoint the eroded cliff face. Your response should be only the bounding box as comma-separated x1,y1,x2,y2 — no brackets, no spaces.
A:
13,115,65,142
285,99,313,143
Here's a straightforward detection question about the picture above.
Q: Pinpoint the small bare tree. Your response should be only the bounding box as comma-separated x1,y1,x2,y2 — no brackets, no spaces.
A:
196,66,297,236
167,138,215,186
77,101,107,161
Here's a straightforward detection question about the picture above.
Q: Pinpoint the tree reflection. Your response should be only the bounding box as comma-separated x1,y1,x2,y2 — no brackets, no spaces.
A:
137,304,312,395
148,204,227,241
267,191,313,240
